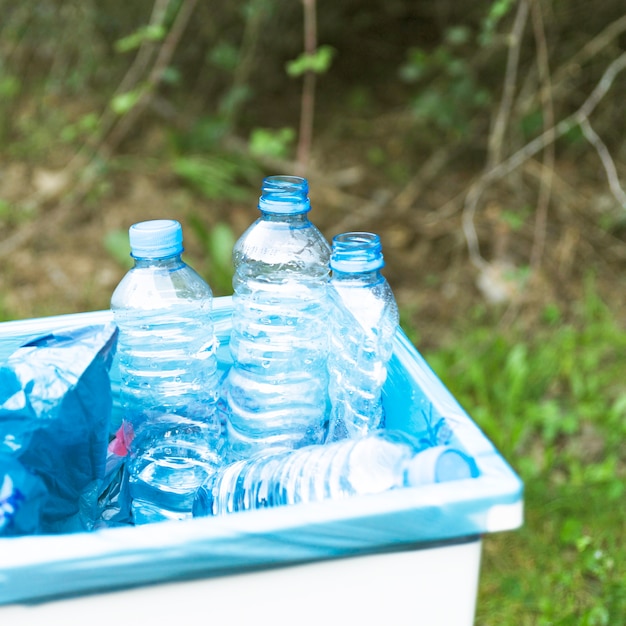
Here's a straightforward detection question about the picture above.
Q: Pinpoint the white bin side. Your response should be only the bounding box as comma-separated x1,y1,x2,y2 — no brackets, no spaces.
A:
0,538,482,626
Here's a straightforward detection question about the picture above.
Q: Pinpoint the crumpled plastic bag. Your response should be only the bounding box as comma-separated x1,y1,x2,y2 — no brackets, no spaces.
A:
0,455,48,535
0,323,118,535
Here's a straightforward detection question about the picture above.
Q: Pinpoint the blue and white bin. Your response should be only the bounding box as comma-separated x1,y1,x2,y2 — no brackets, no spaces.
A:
0,297,523,626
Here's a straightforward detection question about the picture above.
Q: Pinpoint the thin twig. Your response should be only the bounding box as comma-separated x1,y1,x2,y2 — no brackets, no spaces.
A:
464,0,529,270
461,50,626,269
579,117,626,209
66,0,172,169
100,0,198,159
552,14,626,88
0,0,198,261
296,0,318,175
116,0,171,96
529,0,554,272
487,0,529,169
393,147,455,213
230,1,267,122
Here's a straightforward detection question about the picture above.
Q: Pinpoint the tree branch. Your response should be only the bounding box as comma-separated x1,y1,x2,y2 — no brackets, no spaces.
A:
100,0,199,159
487,0,529,170
529,0,554,272
296,0,318,175
579,117,626,209
461,50,626,270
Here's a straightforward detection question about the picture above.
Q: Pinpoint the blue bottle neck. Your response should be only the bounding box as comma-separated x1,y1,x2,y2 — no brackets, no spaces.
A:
258,175,311,216
132,253,184,269
331,268,383,284
258,210,311,224
330,233,385,274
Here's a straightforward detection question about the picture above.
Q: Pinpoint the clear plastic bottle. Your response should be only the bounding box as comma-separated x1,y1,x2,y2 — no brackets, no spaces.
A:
110,219,222,524
326,232,399,442
220,176,331,460
192,430,478,517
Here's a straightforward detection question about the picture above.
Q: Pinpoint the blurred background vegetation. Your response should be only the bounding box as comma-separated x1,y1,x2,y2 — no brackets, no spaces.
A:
1,0,625,623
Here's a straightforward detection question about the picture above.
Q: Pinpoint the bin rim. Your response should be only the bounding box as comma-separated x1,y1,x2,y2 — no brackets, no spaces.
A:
0,297,523,606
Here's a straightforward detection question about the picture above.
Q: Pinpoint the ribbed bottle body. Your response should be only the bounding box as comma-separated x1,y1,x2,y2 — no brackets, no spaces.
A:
221,177,331,460
111,222,222,524
193,430,420,516
112,262,221,431
128,414,222,523
327,233,399,441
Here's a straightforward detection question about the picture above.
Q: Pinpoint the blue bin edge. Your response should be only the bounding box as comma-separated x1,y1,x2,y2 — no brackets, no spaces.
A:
0,296,523,605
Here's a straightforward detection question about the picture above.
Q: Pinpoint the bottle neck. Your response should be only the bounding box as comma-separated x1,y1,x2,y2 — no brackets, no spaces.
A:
331,268,383,284
258,175,311,216
259,210,310,224
132,253,184,268
330,232,385,274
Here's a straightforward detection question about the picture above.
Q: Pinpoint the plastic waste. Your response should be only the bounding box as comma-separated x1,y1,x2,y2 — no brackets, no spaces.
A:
110,219,222,524
0,323,118,535
326,232,399,441
220,175,332,460
193,429,479,517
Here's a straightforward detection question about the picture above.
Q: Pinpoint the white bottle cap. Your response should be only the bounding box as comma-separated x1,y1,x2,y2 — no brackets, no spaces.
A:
129,220,183,258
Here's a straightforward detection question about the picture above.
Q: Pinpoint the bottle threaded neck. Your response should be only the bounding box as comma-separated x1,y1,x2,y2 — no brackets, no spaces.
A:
330,232,384,272
259,175,311,215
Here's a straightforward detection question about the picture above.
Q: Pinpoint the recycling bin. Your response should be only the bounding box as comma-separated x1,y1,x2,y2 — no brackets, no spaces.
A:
0,296,523,625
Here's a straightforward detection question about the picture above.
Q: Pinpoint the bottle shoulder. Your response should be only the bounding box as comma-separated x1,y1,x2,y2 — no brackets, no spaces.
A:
234,219,331,263
330,277,397,306
111,262,213,309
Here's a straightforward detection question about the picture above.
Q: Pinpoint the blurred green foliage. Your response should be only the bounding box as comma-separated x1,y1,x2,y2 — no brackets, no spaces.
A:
399,26,491,138
187,217,236,296
103,229,133,270
1,2,626,622
425,277,626,623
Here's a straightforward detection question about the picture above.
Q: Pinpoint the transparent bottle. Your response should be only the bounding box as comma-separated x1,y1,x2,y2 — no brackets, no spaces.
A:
110,219,222,524
221,176,331,460
192,430,478,517
326,232,399,442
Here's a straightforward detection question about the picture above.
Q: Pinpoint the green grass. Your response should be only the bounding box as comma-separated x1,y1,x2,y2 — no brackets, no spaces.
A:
423,283,626,624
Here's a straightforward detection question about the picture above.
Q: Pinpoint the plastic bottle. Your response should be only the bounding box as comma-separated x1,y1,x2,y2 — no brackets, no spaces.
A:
326,232,399,442
220,175,331,460
110,219,222,524
192,430,478,517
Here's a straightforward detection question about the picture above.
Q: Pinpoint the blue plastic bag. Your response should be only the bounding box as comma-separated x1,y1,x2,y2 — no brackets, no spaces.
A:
0,324,118,535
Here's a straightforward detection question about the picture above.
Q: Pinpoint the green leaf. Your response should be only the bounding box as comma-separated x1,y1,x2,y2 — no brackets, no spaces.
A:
208,222,236,275
115,24,166,54
0,199,12,218
444,26,471,46
480,0,516,46
173,155,257,202
0,74,20,98
104,229,132,269
110,89,143,115
286,45,336,77
209,42,240,72
160,66,181,85
399,48,428,83
249,127,295,159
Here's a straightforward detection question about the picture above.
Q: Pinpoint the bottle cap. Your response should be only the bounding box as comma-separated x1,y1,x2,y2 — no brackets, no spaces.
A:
405,446,479,486
129,220,184,258
330,232,385,272
258,175,311,214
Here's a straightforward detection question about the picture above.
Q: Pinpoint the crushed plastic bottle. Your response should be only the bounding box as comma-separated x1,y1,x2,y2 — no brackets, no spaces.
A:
110,219,222,524
220,176,331,460
326,232,399,441
193,429,479,517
